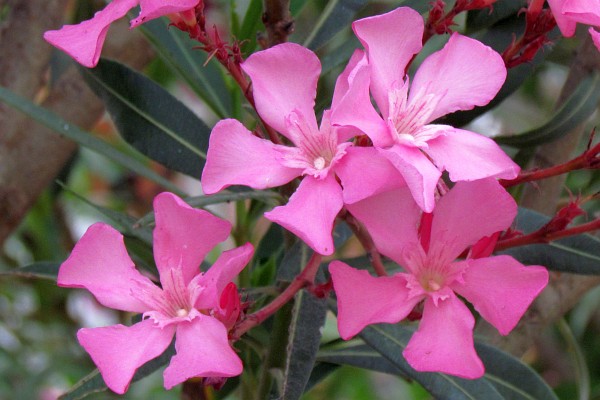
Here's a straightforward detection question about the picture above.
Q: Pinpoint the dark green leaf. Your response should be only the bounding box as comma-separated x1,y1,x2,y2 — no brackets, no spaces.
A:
59,342,175,400
495,73,600,147
303,0,368,51
239,0,264,53
80,59,210,178
304,362,340,393
500,208,600,274
475,342,558,400
0,262,60,281
277,242,311,282
0,85,182,195
280,291,328,400
360,324,504,400
466,0,527,32
139,18,231,118
317,344,405,376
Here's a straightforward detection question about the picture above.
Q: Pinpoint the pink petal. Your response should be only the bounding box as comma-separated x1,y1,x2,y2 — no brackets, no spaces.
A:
336,146,405,204
563,0,600,26
425,128,520,181
590,27,600,51
548,0,578,36
451,256,548,335
241,43,320,139
163,315,243,389
331,49,367,111
201,119,301,194
346,187,421,265
411,33,506,122
44,0,138,67
130,0,199,27
58,223,153,313
265,175,343,255
380,145,441,212
403,294,484,379
78,319,175,394
352,7,424,116
330,261,420,340
330,60,393,147
194,243,254,310
430,179,517,262
153,192,231,285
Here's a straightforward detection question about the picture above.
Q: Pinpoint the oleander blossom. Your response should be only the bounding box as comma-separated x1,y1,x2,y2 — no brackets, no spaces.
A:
332,7,520,212
58,192,253,393
548,0,600,51
201,42,405,255
44,0,200,67
330,179,548,378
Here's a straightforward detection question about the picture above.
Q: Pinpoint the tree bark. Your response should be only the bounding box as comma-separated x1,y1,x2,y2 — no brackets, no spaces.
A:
0,0,155,245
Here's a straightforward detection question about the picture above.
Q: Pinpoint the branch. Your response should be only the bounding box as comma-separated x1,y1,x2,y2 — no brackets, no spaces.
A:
262,0,294,47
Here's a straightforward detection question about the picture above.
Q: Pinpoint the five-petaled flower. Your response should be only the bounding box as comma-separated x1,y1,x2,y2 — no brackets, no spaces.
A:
44,0,200,67
330,179,548,378
201,42,405,255
58,192,253,393
332,7,520,212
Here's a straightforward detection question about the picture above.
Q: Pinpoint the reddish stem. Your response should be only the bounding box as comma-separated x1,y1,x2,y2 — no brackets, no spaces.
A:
232,252,323,337
494,218,600,251
343,211,388,276
501,141,600,187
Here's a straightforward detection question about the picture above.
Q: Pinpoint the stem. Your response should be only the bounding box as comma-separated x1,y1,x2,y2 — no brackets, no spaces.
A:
233,252,323,337
501,140,600,188
262,0,294,47
494,218,600,251
343,211,387,276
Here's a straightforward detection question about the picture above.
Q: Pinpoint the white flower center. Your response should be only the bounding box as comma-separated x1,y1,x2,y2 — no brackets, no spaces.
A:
313,156,326,170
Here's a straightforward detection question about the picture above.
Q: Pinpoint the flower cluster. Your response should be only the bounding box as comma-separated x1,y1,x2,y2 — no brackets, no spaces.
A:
548,0,600,50
49,3,551,392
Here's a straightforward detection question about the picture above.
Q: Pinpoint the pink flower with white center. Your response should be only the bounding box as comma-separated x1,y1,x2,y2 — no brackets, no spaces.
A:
201,43,405,255
332,7,520,212
44,0,199,67
548,0,600,51
330,179,548,378
58,192,253,394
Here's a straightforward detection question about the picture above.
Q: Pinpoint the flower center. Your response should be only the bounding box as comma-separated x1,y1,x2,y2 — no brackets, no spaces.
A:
175,308,189,318
313,156,326,170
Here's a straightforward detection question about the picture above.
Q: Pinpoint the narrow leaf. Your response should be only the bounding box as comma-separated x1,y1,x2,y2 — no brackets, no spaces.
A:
475,342,558,400
303,0,369,51
280,290,328,400
139,17,231,118
59,342,175,400
466,0,528,32
0,262,60,281
317,344,405,376
80,59,211,178
360,324,504,400
501,208,600,274
0,86,183,195
495,73,600,147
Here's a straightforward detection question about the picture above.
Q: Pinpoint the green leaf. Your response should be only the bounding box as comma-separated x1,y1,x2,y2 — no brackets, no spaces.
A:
500,208,600,274
280,290,328,400
80,59,210,178
317,344,405,376
139,17,231,118
0,262,60,281
303,0,369,51
466,0,528,32
135,190,282,227
0,85,183,195
304,362,340,393
239,0,263,53
475,342,558,400
59,342,175,400
360,324,504,400
495,73,600,147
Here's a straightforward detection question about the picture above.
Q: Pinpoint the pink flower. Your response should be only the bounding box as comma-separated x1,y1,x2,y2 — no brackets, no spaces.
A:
201,43,405,255
332,7,520,212
44,0,199,67
58,192,253,393
330,179,548,378
548,0,600,51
